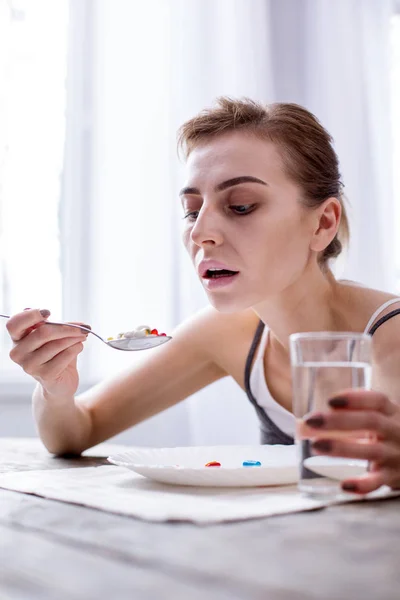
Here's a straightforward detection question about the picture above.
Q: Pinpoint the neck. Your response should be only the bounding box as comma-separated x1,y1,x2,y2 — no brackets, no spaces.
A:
252,265,341,352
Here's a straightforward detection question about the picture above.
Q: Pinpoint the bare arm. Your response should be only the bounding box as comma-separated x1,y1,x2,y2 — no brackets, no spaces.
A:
34,307,228,455
370,316,400,404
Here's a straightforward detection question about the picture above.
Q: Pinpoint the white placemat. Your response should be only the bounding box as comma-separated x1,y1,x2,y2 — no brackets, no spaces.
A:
0,465,398,524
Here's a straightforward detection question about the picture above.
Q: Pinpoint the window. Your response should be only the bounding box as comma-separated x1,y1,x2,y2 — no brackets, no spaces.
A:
391,9,400,292
0,0,68,379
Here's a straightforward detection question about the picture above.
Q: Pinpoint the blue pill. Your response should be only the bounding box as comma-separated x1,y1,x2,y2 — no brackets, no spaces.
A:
242,460,262,467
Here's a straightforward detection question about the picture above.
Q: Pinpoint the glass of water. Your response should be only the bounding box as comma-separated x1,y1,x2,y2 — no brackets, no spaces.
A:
289,332,372,499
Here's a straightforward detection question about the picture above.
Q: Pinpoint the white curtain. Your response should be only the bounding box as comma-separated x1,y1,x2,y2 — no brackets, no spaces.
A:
69,0,396,447
0,0,68,382
268,0,396,291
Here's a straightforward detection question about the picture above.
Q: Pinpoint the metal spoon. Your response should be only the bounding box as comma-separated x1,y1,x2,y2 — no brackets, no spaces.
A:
0,314,171,351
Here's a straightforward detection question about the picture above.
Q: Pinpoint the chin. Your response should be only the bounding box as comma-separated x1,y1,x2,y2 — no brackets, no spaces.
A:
206,281,280,313
206,293,256,314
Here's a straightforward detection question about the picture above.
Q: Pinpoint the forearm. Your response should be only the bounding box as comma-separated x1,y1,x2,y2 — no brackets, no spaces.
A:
32,383,92,455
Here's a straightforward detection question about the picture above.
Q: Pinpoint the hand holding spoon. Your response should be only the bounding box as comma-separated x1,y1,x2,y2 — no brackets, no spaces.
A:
0,314,171,351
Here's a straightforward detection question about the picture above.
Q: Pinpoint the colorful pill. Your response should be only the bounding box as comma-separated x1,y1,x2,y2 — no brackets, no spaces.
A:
107,337,114,341
151,328,158,335
205,461,221,467
242,460,262,467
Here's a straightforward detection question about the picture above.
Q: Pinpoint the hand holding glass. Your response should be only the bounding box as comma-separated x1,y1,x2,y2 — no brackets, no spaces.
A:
289,332,372,499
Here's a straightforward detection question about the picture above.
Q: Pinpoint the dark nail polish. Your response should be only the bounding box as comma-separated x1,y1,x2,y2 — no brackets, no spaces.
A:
329,397,348,408
39,309,51,319
305,415,325,428
342,482,358,492
24,307,32,311
312,439,332,452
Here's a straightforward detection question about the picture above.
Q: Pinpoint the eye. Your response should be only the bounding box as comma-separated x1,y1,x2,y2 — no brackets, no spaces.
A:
230,204,255,215
182,211,199,221
182,204,256,222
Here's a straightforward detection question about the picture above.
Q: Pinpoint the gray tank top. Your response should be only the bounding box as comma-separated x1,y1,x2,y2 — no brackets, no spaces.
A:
244,308,400,445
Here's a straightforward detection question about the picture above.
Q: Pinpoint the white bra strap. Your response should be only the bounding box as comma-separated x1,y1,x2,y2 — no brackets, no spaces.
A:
364,298,400,334
254,324,269,362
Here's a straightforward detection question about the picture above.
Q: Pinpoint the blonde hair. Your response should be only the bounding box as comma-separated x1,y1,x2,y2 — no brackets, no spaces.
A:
177,97,349,265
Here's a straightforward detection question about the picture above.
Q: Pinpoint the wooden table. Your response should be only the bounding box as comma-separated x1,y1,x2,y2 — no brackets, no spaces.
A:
1,438,400,600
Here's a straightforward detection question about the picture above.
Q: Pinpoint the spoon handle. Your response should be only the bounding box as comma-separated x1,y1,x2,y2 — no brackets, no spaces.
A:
45,321,106,344
0,314,106,345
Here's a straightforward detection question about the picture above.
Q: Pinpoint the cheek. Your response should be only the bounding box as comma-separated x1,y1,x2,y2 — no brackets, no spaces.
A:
181,227,191,250
181,227,197,261
255,218,310,268
276,212,310,246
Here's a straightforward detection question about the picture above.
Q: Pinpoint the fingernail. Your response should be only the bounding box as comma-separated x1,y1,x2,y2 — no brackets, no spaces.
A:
342,482,358,492
312,439,332,452
329,397,348,408
305,415,325,428
24,307,32,311
39,309,51,319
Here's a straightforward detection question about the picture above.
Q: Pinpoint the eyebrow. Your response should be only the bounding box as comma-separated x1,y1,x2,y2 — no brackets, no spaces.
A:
179,175,268,197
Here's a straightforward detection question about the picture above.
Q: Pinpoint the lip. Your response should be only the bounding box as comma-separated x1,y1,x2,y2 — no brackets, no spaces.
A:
203,272,240,291
197,259,239,278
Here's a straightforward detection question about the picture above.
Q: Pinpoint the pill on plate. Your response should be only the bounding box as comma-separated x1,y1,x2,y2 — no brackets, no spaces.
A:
205,461,221,467
242,460,262,467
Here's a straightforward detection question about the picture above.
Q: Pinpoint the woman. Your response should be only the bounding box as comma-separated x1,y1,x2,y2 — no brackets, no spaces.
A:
6,97,400,494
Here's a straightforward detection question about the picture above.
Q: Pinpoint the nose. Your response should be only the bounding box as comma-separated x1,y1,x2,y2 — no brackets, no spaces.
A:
189,207,224,248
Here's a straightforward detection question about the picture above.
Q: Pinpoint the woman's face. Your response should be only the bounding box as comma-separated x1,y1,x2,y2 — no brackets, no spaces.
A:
181,131,317,313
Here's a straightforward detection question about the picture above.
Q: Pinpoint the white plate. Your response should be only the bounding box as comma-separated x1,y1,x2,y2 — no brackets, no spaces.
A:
107,445,298,487
304,456,368,480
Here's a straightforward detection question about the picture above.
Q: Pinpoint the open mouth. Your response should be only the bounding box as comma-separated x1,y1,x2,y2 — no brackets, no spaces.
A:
203,268,239,279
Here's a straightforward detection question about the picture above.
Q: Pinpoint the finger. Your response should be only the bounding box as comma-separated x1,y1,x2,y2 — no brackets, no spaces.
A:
341,471,386,495
304,410,398,439
22,307,45,336
19,336,87,375
327,389,397,417
38,341,85,381
9,322,88,361
24,322,47,336
311,437,399,462
6,308,51,342
65,321,92,334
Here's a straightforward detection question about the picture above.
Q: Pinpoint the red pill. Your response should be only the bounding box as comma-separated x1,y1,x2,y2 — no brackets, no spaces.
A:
151,328,158,335
205,461,221,467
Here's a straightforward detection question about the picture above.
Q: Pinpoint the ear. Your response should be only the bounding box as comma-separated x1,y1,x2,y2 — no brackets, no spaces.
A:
309,197,341,253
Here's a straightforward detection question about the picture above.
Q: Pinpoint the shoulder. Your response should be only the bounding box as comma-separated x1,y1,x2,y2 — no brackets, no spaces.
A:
338,279,400,313
335,279,400,400
371,307,400,364
174,305,259,349
350,280,400,365
369,300,400,403
173,305,260,373
337,279,400,332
